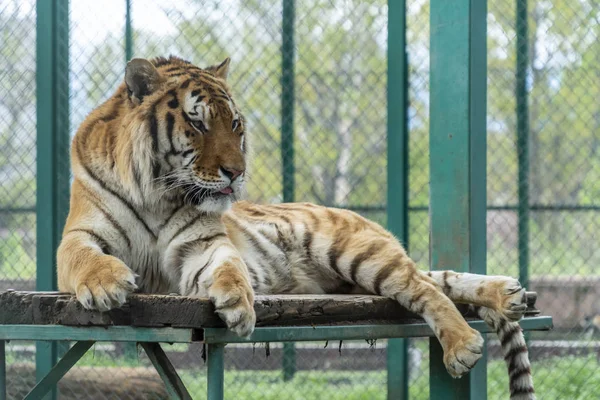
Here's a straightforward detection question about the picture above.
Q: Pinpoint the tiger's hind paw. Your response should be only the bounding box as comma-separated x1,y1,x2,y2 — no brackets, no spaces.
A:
443,329,484,378
499,278,527,322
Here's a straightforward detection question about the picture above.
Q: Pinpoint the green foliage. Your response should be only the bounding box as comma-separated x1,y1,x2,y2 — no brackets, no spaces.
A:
0,4,36,211
0,229,35,280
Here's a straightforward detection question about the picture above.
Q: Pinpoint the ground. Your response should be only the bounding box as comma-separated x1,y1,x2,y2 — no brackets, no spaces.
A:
5,338,599,400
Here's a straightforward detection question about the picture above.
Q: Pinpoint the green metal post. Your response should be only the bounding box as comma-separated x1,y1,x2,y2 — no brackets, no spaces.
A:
282,343,296,381
386,0,409,399
207,344,225,400
125,0,133,62
429,0,487,399
516,0,529,291
281,0,297,382
281,0,295,203
0,341,5,400
36,1,70,399
123,10,136,372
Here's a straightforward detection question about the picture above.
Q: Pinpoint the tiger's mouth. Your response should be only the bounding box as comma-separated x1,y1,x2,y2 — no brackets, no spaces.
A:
181,184,234,205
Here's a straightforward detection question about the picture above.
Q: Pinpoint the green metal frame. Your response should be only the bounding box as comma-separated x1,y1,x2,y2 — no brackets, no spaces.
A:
429,0,488,398
141,342,193,400
0,317,552,400
207,344,225,400
516,0,529,291
202,318,551,344
24,342,94,400
36,1,71,399
281,0,296,203
386,0,409,399
0,326,198,343
281,0,298,382
125,0,133,62
0,341,5,400
516,0,531,345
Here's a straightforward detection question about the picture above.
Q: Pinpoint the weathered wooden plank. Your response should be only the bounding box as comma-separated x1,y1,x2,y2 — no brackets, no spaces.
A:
0,291,541,328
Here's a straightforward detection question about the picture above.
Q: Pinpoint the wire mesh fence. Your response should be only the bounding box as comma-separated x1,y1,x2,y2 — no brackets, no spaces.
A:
0,0,598,398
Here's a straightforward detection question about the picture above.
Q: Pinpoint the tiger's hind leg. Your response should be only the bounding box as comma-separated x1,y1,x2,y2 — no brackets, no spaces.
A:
421,271,536,399
330,235,484,378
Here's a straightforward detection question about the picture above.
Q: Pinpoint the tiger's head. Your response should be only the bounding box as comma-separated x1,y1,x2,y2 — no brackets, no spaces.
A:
123,55,247,213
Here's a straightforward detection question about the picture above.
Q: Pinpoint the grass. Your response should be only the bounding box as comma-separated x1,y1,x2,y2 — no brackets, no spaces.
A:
6,343,599,399
174,355,600,400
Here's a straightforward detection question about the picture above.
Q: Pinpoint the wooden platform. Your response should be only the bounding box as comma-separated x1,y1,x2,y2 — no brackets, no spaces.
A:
0,290,551,400
0,290,541,328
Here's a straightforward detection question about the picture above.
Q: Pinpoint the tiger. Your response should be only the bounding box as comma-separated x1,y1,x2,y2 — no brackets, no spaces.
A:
57,55,535,400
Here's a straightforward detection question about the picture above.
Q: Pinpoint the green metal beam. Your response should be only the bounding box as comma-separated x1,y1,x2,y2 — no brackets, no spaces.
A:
36,1,71,398
202,317,552,344
0,326,198,343
516,0,529,291
25,342,94,400
429,0,488,398
141,343,192,400
386,0,409,398
207,344,225,400
323,204,600,213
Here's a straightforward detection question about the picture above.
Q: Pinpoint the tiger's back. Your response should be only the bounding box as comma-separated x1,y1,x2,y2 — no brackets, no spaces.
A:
226,201,397,295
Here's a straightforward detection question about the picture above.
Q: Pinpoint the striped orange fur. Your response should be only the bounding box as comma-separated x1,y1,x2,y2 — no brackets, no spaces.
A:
57,56,535,399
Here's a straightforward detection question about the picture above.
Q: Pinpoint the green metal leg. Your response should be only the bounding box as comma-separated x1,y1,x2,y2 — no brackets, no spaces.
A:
207,343,225,400
25,341,94,400
282,342,296,381
387,339,408,400
141,342,192,400
430,340,471,399
35,342,57,400
124,342,138,362
0,340,5,400
470,336,488,395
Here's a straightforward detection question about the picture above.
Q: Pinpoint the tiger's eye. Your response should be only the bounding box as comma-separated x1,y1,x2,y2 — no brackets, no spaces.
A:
190,120,207,133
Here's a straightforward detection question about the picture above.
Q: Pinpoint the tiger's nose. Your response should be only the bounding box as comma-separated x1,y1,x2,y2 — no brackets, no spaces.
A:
220,166,244,181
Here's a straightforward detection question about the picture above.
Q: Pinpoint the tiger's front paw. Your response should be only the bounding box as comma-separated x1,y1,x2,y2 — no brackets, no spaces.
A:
75,257,137,312
208,263,256,338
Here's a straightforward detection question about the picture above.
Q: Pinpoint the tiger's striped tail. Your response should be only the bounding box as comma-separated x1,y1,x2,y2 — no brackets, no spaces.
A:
477,307,536,400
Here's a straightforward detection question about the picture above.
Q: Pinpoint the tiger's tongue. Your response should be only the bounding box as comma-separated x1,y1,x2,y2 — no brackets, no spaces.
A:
219,187,233,194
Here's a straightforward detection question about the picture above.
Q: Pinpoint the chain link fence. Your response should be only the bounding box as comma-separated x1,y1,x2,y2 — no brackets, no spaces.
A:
1,0,37,397
0,0,598,398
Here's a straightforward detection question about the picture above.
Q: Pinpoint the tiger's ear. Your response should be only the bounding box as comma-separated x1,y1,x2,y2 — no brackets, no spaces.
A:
205,57,230,81
125,58,164,104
